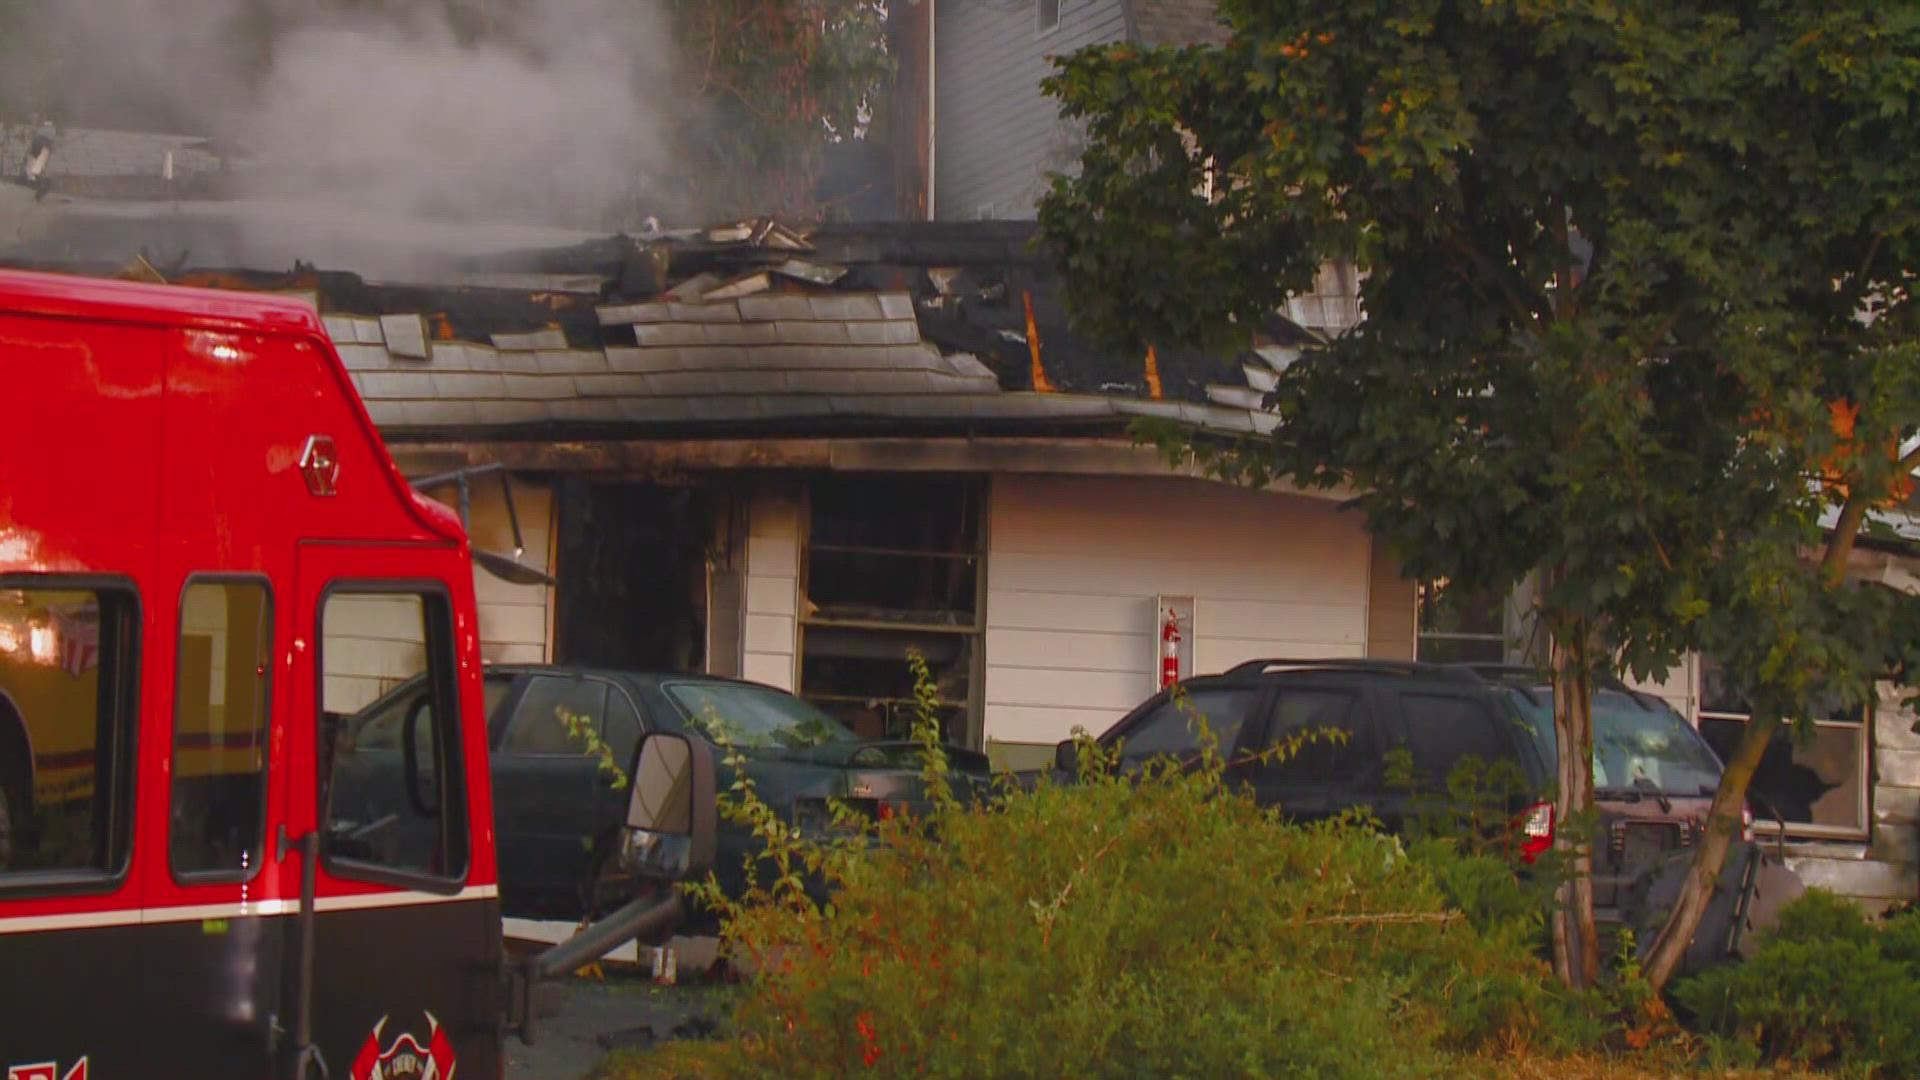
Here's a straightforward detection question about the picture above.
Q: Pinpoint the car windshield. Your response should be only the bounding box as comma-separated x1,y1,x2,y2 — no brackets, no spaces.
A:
1509,687,1722,796
665,681,858,750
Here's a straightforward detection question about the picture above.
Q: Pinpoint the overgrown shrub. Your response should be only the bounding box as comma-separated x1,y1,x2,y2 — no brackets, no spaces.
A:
684,672,1596,1078
1673,890,1920,1078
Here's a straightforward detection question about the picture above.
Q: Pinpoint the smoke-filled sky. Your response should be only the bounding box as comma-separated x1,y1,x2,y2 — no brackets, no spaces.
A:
5,0,681,228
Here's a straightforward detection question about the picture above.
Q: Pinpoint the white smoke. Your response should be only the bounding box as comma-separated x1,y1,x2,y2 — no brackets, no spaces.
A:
10,0,680,229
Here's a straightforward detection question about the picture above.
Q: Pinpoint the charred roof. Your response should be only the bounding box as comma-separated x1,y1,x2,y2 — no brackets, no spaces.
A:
1,199,1356,440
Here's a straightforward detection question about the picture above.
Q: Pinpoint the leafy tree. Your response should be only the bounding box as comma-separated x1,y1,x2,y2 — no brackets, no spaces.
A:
1037,0,1920,992
663,0,893,220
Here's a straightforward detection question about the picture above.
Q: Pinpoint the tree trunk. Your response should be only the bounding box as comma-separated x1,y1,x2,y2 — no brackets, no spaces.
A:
1548,621,1600,989
1640,473,1900,994
1642,708,1779,992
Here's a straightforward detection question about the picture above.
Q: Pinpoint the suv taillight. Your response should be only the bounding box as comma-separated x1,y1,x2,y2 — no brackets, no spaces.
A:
1516,801,1554,863
1742,804,1754,843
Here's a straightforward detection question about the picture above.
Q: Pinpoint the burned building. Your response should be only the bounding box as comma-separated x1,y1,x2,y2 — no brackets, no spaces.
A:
2,183,1406,768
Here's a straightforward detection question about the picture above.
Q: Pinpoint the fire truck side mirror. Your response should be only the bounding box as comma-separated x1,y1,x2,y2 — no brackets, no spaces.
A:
622,733,717,882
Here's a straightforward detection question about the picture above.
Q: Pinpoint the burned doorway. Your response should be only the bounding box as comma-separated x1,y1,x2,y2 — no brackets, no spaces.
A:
554,480,712,673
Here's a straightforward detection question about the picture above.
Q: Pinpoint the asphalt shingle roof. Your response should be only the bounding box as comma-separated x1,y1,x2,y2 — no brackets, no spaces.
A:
2,202,1350,440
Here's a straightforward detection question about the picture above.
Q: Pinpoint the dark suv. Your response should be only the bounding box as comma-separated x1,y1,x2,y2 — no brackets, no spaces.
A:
1053,659,1557,859
1056,659,1747,924
1473,666,1729,918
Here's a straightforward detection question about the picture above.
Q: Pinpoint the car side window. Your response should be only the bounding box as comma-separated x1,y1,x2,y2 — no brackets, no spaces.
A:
1401,692,1515,783
503,675,610,756
348,680,432,756
603,688,643,773
1261,688,1372,783
1115,687,1257,764
482,675,514,727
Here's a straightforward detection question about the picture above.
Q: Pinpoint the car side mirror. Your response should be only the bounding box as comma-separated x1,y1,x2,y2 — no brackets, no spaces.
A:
1054,739,1080,776
517,734,719,1047
622,732,716,881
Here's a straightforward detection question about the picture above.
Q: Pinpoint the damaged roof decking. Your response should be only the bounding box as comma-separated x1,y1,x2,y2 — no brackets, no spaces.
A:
1,207,1334,438
329,285,1278,438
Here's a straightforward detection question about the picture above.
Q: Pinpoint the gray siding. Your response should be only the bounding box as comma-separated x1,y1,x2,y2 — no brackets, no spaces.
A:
934,0,1130,221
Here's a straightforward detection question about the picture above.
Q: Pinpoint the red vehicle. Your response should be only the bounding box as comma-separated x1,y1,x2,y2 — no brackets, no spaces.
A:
0,270,711,1078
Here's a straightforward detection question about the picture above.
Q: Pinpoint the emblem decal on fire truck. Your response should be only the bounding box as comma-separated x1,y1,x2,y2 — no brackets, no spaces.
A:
7,1059,87,1080
349,1014,456,1080
299,434,340,497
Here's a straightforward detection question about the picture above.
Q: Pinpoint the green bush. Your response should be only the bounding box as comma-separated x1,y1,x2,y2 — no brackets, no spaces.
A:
684,675,1596,1078
1673,890,1920,1078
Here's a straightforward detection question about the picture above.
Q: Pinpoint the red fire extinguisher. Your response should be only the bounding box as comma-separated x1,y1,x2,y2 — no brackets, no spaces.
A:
1161,608,1181,690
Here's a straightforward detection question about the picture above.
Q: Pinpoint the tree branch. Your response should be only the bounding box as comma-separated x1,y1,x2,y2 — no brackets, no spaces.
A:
1444,232,1549,328
1551,196,1578,322
1851,231,1885,308
1822,441,1920,584
1301,912,1461,926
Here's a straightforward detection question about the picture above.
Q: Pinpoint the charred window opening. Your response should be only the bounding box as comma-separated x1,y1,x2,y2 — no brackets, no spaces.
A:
807,473,980,626
798,474,984,747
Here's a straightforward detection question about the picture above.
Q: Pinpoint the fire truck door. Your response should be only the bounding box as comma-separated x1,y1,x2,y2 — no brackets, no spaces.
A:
289,543,499,1080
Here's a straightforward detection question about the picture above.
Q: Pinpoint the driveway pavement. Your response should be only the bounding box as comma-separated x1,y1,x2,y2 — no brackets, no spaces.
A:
505,938,732,1080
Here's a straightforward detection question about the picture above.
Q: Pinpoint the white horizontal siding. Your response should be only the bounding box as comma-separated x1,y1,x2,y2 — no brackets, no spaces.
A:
742,489,801,691
934,0,1131,218
986,627,1141,673
991,703,1123,744
983,475,1371,746
744,613,795,655
420,479,555,666
321,594,427,713
1624,654,1695,718
745,574,797,618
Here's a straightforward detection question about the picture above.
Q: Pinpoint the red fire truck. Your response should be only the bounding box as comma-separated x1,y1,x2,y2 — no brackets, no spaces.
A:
0,269,711,1078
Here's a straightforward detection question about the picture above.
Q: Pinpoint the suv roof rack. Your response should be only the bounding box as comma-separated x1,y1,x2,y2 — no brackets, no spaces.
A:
1222,657,1485,683
1449,663,1546,682
1445,663,1667,709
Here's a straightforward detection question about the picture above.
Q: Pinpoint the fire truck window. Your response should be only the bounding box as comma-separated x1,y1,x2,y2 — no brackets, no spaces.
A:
0,583,138,884
171,580,272,881
318,590,468,886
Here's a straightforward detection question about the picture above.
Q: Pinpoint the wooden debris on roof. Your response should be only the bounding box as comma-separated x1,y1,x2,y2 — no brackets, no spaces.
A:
771,258,849,287
701,271,774,301
665,272,723,302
